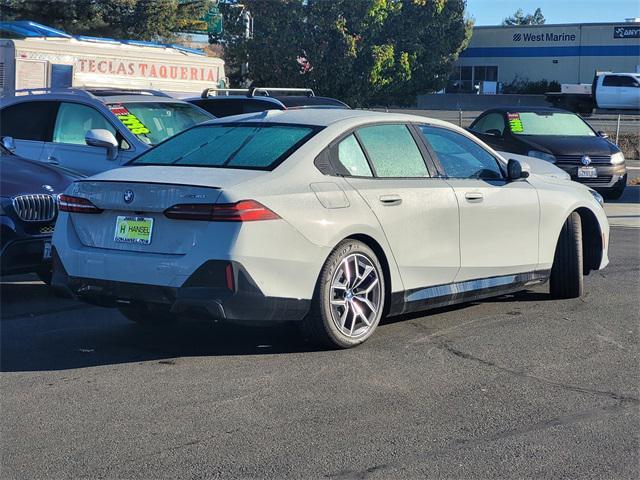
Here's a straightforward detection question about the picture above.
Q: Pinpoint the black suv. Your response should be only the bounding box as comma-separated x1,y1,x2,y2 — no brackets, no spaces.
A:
0,138,82,283
187,87,350,118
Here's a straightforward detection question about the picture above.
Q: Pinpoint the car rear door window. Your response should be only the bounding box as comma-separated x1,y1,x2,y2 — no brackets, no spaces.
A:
53,102,117,145
419,126,503,180
0,101,58,141
356,124,428,178
337,134,372,177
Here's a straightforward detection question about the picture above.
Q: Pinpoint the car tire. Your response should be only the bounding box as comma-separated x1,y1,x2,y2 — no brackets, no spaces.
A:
118,306,176,326
550,212,584,299
302,239,385,349
603,176,626,200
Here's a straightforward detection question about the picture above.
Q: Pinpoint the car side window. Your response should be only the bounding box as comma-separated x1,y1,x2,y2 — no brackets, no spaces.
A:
0,101,58,141
52,102,118,146
337,134,372,177
419,125,503,180
471,112,505,135
356,124,429,178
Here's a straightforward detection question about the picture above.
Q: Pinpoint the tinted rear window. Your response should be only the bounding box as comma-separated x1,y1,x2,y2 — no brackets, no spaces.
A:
131,123,318,170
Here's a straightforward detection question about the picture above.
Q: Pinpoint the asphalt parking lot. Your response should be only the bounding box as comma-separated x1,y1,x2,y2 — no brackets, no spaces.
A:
1,199,639,479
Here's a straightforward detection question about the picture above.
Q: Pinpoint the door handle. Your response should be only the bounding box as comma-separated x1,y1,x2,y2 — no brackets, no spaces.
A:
465,192,484,202
379,194,402,206
46,156,59,165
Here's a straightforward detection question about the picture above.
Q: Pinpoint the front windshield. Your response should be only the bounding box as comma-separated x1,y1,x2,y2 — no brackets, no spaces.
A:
108,102,212,145
130,123,317,170
508,112,595,137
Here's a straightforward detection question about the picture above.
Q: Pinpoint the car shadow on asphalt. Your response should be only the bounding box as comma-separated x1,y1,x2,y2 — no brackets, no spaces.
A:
482,290,552,303
0,280,553,373
380,288,552,327
1,279,83,319
0,308,333,373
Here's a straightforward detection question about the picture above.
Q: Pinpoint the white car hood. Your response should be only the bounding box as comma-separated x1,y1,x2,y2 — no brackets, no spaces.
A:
497,151,571,180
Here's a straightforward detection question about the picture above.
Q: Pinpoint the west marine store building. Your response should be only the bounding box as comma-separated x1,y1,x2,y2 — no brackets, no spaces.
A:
449,21,640,92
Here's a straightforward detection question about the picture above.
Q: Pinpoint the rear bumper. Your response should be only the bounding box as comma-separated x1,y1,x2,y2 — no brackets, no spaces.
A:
556,163,626,189
52,249,310,324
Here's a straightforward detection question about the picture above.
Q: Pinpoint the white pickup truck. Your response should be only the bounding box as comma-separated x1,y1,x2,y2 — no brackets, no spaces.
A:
546,72,640,113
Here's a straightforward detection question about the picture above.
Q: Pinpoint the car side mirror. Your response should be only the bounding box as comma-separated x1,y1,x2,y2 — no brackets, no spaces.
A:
85,129,118,159
485,129,503,137
597,131,609,139
507,159,529,180
2,136,16,153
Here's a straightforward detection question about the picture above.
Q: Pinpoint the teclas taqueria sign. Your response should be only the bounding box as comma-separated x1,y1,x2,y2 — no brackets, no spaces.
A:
3,38,226,94
75,58,221,83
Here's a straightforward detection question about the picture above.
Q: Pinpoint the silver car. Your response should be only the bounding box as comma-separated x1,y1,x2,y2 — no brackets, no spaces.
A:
0,88,213,176
52,109,609,348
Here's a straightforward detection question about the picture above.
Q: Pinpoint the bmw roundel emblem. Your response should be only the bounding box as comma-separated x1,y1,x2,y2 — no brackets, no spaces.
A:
123,189,135,203
581,155,592,166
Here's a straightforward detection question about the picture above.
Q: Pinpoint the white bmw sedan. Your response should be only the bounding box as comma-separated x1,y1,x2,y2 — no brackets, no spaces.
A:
52,110,609,348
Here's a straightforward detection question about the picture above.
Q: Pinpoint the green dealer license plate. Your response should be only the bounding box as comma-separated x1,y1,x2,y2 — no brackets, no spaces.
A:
114,216,153,245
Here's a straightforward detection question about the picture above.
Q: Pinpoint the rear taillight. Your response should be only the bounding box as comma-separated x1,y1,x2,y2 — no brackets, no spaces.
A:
164,200,280,222
58,194,103,214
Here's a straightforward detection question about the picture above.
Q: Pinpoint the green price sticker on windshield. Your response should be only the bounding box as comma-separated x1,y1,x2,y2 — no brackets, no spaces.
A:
109,105,151,136
507,112,524,133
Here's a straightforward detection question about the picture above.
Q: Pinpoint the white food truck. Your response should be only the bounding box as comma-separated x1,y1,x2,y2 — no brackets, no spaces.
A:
1,28,226,97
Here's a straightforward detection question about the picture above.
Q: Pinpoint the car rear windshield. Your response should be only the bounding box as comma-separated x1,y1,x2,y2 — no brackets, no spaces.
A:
108,102,212,145
130,123,317,170
508,112,595,137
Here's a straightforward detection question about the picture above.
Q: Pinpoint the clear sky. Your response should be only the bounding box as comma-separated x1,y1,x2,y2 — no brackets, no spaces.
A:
466,0,640,26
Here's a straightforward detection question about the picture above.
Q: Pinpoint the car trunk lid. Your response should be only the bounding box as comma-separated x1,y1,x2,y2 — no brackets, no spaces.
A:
65,167,264,255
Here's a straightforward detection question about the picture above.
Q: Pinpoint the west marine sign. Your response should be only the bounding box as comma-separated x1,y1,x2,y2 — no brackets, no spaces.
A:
512,32,577,42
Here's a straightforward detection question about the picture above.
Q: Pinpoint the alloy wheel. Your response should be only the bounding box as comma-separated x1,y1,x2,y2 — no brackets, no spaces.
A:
329,253,382,338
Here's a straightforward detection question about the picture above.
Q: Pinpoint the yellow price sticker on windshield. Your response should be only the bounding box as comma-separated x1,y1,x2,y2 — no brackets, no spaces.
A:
507,112,524,133
109,105,151,135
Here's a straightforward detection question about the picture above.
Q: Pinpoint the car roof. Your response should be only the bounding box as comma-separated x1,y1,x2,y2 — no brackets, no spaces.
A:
1,89,190,105
204,108,453,128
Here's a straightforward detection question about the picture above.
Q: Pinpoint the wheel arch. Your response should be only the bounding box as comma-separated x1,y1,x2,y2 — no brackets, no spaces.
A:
574,207,603,275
